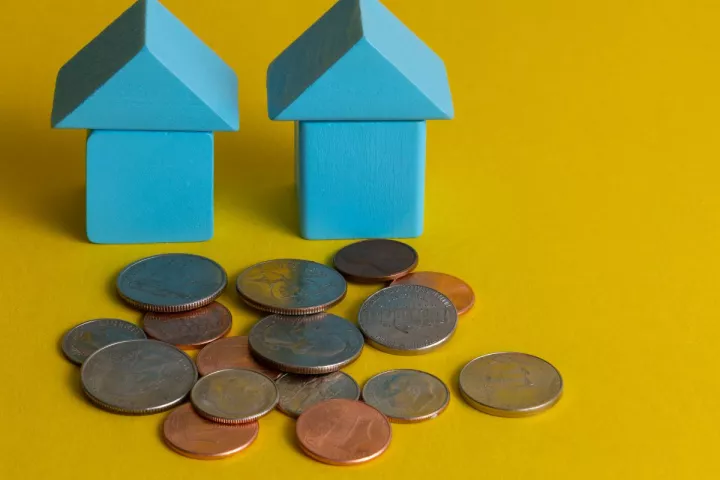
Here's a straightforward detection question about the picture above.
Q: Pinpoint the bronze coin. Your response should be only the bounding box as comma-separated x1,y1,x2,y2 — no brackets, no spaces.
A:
391,272,475,315
296,399,392,466
163,403,259,460
333,239,418,283
195,336,282,379
143,302,232,349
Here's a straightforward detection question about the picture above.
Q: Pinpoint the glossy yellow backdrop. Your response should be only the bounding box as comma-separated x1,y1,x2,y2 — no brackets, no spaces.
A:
1,0,719,478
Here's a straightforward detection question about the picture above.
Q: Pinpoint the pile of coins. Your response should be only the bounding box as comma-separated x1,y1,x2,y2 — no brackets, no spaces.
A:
61,239,563,464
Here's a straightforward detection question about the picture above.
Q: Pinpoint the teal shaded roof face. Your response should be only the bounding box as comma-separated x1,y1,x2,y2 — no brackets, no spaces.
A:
51,0,239,131
267,0,454,121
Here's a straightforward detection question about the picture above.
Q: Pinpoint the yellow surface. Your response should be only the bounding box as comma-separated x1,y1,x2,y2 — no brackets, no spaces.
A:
1,0,719,478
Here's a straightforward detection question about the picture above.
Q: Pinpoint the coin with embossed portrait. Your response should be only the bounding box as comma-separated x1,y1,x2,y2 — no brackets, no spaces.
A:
143,302,232,349
358,285,458,355
362,369,449,423
195,336,282,379
249,313,364,374
391,271,475,315
459,352,563,417
276,372,360,418
236,259,346,315
62,318,146,365
81,339,197,415
191,369,278,424
333,239,418,283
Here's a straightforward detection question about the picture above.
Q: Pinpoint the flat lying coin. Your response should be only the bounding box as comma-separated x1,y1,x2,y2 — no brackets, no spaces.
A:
236,259,346,315
296,399,391,466
249,313,364,374
163,403,259,460
362,369,449,423
333,239,418,283
81,339,197,414
117,254,227,312
196,336,282,379
143,302,232,349
276,372,360,417
391,272,475,315
459,352,563,417
358,285,458,355
62,318,146,365
191,369,278,424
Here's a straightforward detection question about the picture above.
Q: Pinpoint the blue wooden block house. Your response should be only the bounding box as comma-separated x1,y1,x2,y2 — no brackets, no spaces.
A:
51,0,238,244
267,0,453,240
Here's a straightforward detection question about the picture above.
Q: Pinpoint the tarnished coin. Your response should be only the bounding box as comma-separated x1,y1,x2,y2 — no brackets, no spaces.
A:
163,403,259,460
358,285,458,355
81,339,197,414
143,302,232,349
391,272,475,315
236,259,346,315
333,239,418,283
62,318,146,365
191,369,278,424
196,336,282,379
459,352,563,417
296,399,391,466
249,313,364,374
117,254,227,312
362,369,449,423
276,372,360,417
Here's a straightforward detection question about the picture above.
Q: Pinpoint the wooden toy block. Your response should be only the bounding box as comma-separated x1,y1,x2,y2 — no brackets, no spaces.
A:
86,130,214,244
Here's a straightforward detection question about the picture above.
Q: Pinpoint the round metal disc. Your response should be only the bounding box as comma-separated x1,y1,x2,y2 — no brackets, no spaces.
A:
391,271,475,315
362,369,449,423
142,302,232,349
276,372,360,417
248,313,364,374
117,254,227,312
81,339,197,415
62,318,146,365
333,239,418,283
358,285,458,355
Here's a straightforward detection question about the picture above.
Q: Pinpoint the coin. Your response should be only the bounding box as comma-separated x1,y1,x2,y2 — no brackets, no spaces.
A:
143,302,232,349
163,403,259,460
296,399,391,466
459,352,563,417
236,259,346,315
249,313,364,374
362,369,449,423
357,285,458,355
333,239,418,283
391,272,475,315
196,336,282,379
276,372,360,418
190,369,278,424
81,339,197,414
61,318,146,365
117,253,227,312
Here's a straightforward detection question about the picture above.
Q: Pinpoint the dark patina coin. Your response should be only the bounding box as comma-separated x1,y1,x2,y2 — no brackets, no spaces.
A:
333,239,418,283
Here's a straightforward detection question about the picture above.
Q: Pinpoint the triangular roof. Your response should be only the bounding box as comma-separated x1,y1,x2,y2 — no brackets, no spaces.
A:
52,0,238,131
267,0,453,121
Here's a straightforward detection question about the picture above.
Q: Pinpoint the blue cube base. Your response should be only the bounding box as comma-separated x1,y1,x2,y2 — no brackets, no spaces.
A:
296,120,426,240
86,130,214,244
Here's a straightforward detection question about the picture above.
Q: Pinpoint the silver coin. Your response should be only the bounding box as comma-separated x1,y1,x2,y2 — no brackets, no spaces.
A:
62,318,146,365
357,285,458,355
81,339,197,414
459,352,563,417
362,369,449,423
248,313,364,374
191,369,278,424
276,372,360,417
117,254,227,312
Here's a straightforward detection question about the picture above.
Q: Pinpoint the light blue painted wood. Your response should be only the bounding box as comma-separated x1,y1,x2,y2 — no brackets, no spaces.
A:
52,0,238,131
86,130,214,244
296,121,426,240
267,0,453,121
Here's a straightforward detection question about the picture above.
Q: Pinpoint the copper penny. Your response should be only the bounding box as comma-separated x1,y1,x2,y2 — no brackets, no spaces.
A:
142,302,232,349
196,336,282,379
163,403,259,460
296,399,392,466
333,239,418,283
391,272,475,315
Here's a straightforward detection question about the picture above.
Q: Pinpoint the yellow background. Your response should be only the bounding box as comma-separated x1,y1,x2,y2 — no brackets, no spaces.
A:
1,0,718,478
